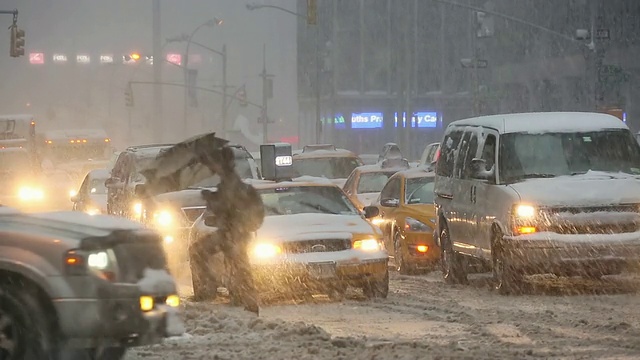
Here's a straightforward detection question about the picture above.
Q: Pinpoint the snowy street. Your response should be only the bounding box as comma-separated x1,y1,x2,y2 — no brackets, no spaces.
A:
127,271,640,359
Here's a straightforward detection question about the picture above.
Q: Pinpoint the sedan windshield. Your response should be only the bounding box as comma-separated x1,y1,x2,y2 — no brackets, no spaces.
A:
500,130,640,183
405,177,435,204
292,157,361,179
259,186,359,216
357,172,395,194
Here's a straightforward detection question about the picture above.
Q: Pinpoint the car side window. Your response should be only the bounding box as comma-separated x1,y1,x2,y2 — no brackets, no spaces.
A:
78,176,89,197
453,131,472,179
380,177,401,202
436,130,463,177
461,132,479,179
111,153,127,180
343,172,356,194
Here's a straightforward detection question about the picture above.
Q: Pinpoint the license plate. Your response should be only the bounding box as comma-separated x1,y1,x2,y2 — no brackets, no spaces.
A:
308,262,336,279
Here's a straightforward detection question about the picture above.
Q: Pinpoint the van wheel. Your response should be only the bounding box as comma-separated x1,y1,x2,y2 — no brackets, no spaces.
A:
439,223,468,284
394,233,413,275
492,230,523,295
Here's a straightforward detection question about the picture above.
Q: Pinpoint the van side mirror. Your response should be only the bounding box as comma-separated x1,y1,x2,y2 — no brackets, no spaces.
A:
70,194,78,203
204,215,216,227
470,158,495,180
363,206,380,219
134,184,147,197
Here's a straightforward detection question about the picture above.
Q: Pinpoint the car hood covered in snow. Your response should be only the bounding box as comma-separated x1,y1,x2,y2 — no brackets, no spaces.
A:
509,171,640,207
257,213,380,242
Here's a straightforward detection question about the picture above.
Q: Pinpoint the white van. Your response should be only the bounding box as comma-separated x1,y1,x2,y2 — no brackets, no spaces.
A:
434,112,640,294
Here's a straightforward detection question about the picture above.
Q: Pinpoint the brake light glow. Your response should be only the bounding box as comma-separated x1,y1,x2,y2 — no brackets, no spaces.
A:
517,226,536,234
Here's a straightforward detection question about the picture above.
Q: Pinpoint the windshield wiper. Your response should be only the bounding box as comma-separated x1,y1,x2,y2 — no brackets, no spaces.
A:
265,205,284,215
521,173,556,179
298,201,339,215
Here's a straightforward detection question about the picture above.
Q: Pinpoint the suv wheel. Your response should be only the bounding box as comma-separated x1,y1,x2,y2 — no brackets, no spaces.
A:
394,233,413,275
492,230,523,295
439,223,468,284
0,287,54,359
363,269,389,299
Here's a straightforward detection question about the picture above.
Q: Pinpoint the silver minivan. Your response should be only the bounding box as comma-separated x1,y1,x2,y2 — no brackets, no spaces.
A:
434,112,640,294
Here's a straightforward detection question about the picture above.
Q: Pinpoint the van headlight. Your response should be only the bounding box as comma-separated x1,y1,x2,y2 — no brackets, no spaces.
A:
153,210,174,227
353,238,382,252
18,186,45,201
252,243,282,258
132,202,143,216
514,204,536,218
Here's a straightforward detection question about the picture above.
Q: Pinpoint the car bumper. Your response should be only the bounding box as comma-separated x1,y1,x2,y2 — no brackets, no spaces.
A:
503,232,640,274
252,258,388,291
53,295,182,349
404,232,440,268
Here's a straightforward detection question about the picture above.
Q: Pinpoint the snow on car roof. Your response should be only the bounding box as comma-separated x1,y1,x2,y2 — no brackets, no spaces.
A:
354,164,407,173
293,148,358,159
249,176,338,189
449,112,627,134
28,212,145,231
394,167,435,179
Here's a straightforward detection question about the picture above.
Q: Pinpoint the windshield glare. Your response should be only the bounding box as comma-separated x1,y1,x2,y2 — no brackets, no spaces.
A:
405,177,435,204
259,186,358,216
357,172,394,193
293,157,361,179
500,130,640,183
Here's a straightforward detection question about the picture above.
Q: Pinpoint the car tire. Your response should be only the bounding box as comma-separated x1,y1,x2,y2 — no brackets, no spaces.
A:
492,229,524,295
394,233,413,275
439,223,468,285
0,286,56,360
363,268,389,299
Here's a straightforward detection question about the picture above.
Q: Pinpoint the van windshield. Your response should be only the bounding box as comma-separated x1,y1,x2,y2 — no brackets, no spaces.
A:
499,129,640,184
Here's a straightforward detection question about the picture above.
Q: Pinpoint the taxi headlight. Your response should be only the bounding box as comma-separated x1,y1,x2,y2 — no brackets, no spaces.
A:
252,243,282,258
153,210,174,227
370,217,384,226
353,238,381,252
85,207,101,216
18,186,45,201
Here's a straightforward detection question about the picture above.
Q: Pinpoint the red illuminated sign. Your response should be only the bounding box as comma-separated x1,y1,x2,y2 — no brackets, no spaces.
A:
29,52,44,64
166,53,182,66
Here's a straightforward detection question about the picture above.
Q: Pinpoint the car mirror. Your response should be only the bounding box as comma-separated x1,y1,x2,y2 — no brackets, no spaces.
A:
363,206,380,219
470,158,495,180
105,177,122,189
380,198,399,207
204,215,216,227
70,194,78,203
134,183,147,197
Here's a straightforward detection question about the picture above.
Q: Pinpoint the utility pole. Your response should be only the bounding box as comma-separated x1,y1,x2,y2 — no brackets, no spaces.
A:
221,44,228,137
314,23,322,144
260,44,269,143
152,0,162,142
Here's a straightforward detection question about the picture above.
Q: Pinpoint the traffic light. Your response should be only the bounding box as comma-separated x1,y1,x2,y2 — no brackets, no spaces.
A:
10,25,25,58
307,0,317,25
125,84,134,107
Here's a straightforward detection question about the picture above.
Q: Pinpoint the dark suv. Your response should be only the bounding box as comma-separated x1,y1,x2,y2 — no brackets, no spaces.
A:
106,144,173,219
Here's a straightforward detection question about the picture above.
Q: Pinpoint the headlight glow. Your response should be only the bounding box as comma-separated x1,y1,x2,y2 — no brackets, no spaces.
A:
18,186,45,201
166,294,180,307
87,251,109,269
353,238,381,251
252,243,282,258
164,235,174,244
140,296,154,312
371,217,384,226
132,202,143,215
515,204,536,218
154,210,173,227
85,207,101,216
69,189,77,197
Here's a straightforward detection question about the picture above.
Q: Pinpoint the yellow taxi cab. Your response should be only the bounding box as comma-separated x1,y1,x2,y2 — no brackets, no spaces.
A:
343,157,411,211
365,168,438,274
291,144,363,188
190,143,388,300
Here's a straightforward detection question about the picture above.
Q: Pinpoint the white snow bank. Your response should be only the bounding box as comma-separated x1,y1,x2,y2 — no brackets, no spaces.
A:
158,304,186,337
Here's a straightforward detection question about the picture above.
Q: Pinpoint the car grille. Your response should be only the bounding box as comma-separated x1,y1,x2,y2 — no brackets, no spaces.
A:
283,238,352,254
542,204,640,235
182,206,206,223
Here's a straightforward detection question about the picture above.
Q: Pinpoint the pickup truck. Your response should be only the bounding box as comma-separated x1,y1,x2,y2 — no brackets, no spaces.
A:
0,207,183,359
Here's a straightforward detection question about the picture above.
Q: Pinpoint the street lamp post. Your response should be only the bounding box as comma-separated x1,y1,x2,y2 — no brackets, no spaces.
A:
183,18,223,135
246,2,321,144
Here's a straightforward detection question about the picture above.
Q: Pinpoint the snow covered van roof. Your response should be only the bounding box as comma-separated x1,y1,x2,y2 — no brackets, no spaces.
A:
449,112,628,134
